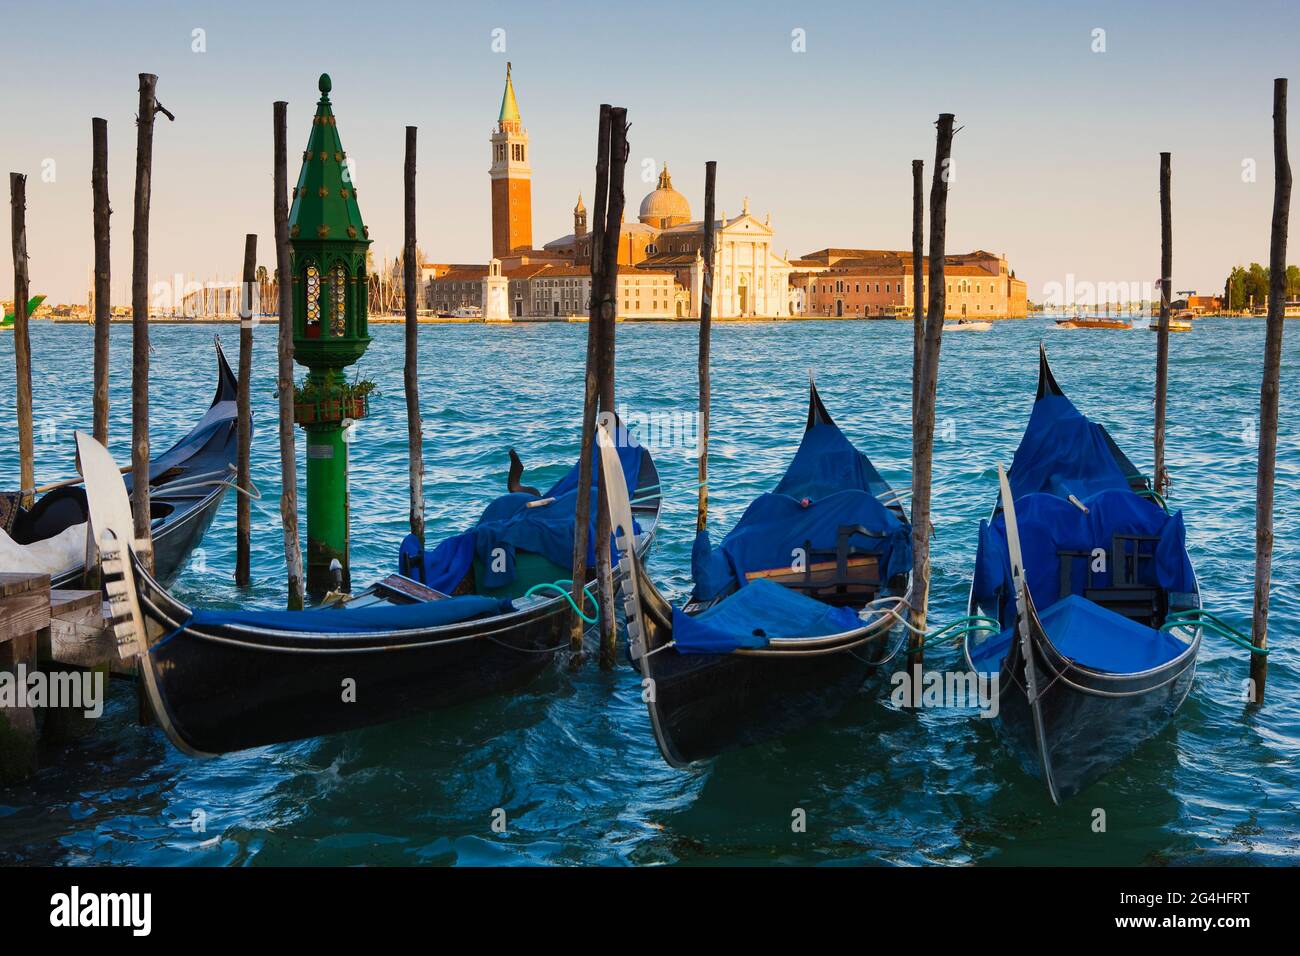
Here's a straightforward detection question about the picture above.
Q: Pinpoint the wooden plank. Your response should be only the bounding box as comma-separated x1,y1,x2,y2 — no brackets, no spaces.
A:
0,574,51,644
746,555,878,582
0,571,50,598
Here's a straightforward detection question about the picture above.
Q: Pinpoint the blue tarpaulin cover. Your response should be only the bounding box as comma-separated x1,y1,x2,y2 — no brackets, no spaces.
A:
1009,393,1132,502
691,419,912,602
672,578,864,654
189,593,513,634
403,441,645,594
972,488,1195,623
968,594,1188,675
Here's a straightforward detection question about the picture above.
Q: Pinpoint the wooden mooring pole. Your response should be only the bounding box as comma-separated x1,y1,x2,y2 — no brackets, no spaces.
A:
697,162,717,536
131,74,172,570
274,101,304,610
92,117,111,445
907,157,925,668
235,233,256,586
910,158,924,422
596,106,628,671
1249,77,1291,704
1154,152,1172,497
909,114,955,700
9,173,34,509
404,126,425,548
568,104,612,666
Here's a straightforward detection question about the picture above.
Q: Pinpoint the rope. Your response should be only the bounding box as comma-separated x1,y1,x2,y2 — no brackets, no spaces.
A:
1163,608,1268,656
523,579,599,624
1135,486,1170,513
858,594,999,656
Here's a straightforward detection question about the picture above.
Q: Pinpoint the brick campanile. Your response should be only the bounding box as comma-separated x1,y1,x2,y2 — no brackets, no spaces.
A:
489,62,532,257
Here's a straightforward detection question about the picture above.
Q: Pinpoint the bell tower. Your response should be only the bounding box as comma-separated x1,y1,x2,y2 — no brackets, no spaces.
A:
574,193,587,238
489,62,532,257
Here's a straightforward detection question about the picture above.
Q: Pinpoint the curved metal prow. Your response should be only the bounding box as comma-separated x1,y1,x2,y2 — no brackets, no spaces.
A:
998,463,1061,804
1036,343,1065,400
806,376,835,430
596,420,647,661
75,431,150,660
213,337,238,406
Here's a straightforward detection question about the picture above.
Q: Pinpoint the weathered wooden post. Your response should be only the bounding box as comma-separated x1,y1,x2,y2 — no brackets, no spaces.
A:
404,126,425,547
596,106,628,671
1250,77,1291,703
9,173,34,510
0,573,50,784
568,104,613,666
130,74,173,570
908,114,955,698
908,157,925,666
273,100,305,609
92,117,111,445
697,162,717,535
910,159,924,420
235,233,256,586
1154,152,1172,497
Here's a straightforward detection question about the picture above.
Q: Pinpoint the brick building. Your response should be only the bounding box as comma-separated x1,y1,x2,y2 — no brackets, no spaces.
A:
793,249,1028,319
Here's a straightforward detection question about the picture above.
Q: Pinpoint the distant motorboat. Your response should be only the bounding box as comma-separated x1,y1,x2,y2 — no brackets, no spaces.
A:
450,305,483,319
1148,310,1194,332
1055,316,1133,330
944,318,991,331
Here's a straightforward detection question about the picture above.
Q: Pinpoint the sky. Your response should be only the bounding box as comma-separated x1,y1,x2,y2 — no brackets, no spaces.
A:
2,0,1298,306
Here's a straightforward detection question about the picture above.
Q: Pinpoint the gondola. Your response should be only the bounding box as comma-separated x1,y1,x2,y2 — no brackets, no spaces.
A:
0,342,239,589
77,423,662,756
964,347,1201,803
600,384,913,767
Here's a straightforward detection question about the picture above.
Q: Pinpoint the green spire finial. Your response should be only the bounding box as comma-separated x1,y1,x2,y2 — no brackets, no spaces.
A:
498,62,521,126
319,73,332,95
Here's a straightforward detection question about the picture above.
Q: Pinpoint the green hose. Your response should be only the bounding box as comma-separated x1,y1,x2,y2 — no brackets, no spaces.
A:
523,579,600,624
1163,608,1269,656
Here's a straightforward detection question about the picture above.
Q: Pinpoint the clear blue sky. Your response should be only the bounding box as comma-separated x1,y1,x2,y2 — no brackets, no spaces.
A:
2,0,1297,305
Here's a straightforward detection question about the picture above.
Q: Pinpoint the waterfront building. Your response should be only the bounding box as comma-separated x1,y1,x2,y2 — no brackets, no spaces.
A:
794,249,1028,319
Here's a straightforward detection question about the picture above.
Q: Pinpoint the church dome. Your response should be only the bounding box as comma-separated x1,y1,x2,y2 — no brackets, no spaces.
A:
638,165,691,227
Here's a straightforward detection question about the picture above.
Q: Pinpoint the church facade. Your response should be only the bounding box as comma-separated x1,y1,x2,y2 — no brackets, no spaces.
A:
425,66,1021,322
426,66,793,320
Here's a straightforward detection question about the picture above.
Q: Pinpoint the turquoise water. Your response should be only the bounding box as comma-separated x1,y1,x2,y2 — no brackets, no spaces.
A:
0,318,1295,865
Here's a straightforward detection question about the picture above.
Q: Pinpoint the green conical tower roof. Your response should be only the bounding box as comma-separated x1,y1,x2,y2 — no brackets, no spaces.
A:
498,62,521,126
289,74,369,243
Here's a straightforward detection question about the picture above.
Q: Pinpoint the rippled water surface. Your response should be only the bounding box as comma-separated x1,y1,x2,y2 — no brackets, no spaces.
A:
0,318,1296,865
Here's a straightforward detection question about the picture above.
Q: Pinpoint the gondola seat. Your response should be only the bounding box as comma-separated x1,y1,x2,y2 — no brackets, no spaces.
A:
744,524,884,605
974,489,1194,630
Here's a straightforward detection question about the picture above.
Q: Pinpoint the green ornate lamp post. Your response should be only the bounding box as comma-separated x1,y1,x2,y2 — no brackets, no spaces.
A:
289,73,372,596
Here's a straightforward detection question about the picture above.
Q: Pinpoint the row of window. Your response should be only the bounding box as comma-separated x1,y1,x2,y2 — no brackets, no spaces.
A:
817,279,995,296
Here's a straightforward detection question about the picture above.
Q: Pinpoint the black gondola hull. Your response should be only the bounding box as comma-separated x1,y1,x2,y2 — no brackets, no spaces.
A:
635,563,904,766
645,638,888,766
989,632,1198,802
45,345,238,588
131,452,662,756
141,579,568,754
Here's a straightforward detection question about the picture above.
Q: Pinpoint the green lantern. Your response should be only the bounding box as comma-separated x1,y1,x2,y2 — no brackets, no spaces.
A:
289,73,373,596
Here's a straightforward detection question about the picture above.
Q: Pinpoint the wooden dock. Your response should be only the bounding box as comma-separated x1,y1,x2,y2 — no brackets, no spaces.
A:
0,571,128,785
